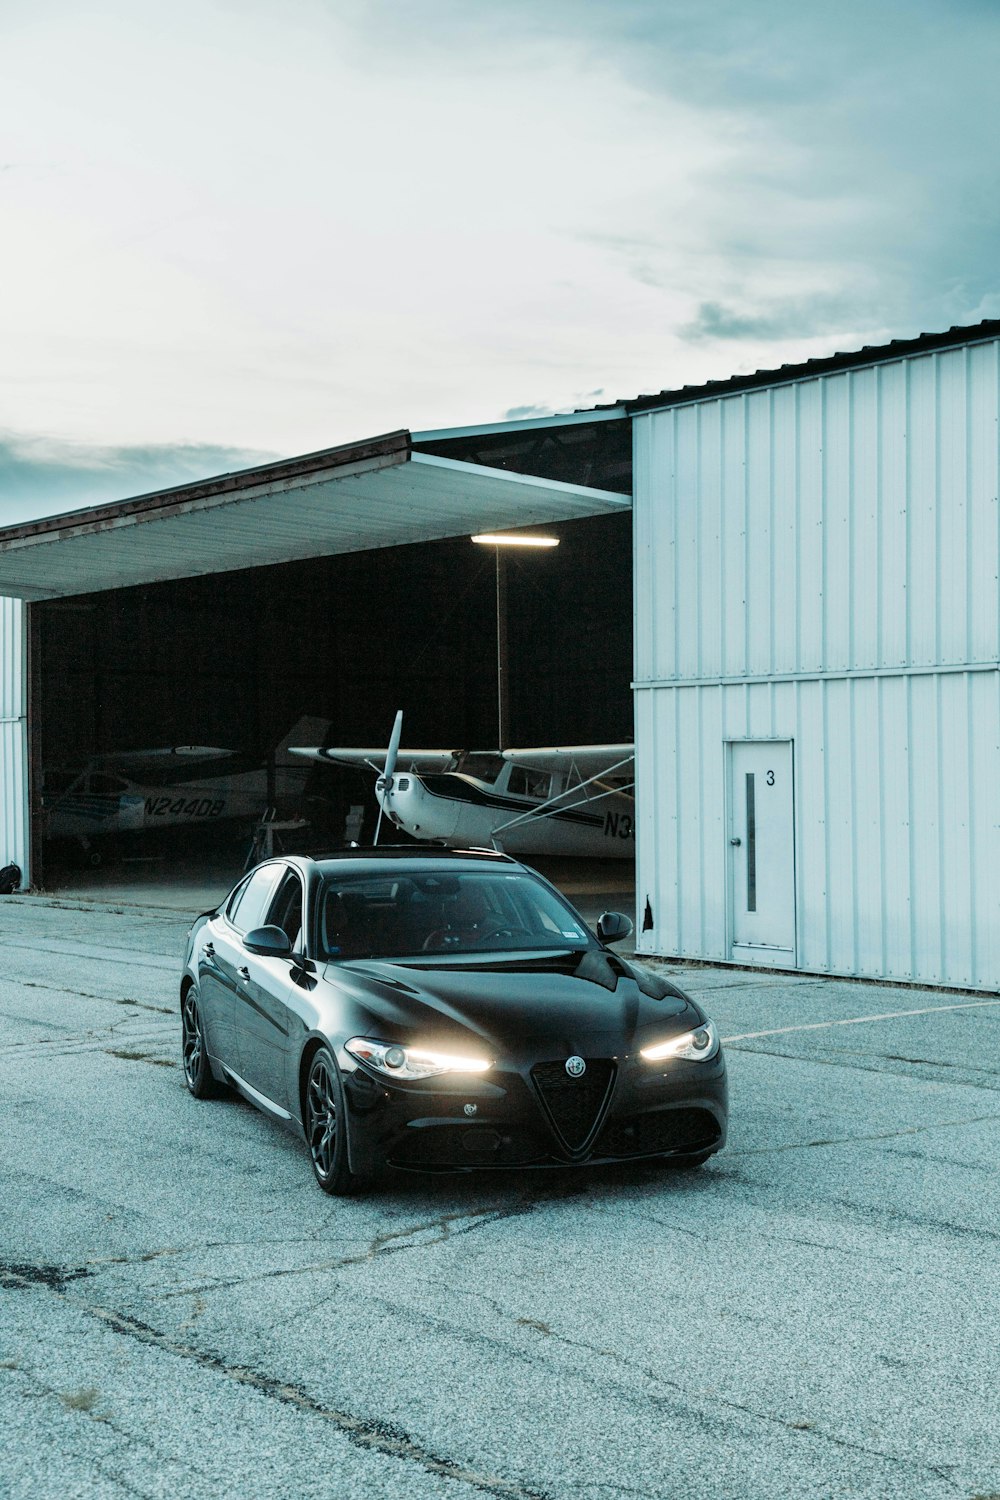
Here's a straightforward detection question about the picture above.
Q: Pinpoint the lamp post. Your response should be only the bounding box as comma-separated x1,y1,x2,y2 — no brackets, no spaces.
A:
471,532,559,749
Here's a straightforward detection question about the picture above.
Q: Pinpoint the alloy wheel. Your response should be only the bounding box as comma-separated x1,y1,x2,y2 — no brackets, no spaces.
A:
307,1055,339,1180
182,990,204,1089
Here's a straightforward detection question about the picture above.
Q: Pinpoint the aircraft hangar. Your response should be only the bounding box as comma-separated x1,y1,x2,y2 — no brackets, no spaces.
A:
3,317,999,992
0,417,633,896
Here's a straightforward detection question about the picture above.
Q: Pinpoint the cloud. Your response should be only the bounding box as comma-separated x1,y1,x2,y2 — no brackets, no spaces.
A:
0,434,277,526
502,404,557,421
679,294,872,345
521,0,1000,349
2,0,1000,447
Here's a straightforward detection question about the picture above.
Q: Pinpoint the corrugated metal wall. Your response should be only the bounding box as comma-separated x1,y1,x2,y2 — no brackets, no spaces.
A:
0,596,28,883
633,338,1000,990
635,674,999,988
634,339,1000,684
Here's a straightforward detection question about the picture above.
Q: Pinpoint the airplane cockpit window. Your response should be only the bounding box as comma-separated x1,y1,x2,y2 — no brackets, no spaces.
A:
43,771,78,798
507,767,552,800
89,773,130,795
458,753,505,783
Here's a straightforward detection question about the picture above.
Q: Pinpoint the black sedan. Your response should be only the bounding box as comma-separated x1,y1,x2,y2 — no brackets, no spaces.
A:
180,848,727,1193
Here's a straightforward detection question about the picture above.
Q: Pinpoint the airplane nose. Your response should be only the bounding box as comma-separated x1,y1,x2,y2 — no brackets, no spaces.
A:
386,776,459,838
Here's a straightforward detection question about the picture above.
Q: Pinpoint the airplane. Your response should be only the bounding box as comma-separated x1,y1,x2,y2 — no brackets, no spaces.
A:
43,717,331,864
291,712,636,859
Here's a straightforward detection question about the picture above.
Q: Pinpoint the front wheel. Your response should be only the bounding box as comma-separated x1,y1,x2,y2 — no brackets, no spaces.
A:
181,985,221,1099
304,1047,365,1195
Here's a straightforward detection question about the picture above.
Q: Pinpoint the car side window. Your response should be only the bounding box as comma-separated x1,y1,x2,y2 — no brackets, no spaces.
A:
226,876,252,922
266,871,304,949
229,865,282,935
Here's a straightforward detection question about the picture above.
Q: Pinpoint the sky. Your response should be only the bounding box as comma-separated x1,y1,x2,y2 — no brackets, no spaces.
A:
2,0,999,520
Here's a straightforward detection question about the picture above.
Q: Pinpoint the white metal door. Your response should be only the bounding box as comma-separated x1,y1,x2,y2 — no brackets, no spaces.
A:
728,741,795,963
1,597,29,887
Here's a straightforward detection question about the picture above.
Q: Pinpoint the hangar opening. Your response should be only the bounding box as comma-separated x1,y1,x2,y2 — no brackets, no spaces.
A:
0,418,633,905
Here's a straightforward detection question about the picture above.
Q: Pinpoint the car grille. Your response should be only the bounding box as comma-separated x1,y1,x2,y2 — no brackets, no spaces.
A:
593,1106,720,1159
531,1060,616,1152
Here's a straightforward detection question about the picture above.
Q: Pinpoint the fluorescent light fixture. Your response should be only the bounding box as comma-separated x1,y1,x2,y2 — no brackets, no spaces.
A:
471,533,559,548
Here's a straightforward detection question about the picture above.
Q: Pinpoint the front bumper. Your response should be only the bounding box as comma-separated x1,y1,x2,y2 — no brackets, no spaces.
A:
340,1047,728,1175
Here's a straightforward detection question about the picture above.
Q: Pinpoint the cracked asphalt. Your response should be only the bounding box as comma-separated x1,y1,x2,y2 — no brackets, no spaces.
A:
1,894,998,1500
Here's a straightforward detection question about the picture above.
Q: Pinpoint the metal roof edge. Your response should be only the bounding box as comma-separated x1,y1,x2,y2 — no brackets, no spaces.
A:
412,409,627,443
621,320,1000,415
0,430,412,547
409,451,631,505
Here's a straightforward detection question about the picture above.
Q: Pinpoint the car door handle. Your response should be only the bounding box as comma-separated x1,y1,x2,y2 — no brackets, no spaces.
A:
238,966,251,982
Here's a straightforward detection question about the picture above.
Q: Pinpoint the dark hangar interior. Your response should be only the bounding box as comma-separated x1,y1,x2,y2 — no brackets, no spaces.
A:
31,418,633,882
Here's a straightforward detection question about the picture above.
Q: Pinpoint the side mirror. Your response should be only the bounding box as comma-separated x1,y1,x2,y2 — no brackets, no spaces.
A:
243,924,293,959
596,911,634,945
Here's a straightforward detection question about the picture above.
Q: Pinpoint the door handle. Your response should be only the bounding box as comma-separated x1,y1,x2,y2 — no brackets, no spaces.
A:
238,966,250,982
730,837,742,846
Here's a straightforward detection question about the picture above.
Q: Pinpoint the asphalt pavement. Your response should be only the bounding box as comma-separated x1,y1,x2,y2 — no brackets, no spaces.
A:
1,892,998,1500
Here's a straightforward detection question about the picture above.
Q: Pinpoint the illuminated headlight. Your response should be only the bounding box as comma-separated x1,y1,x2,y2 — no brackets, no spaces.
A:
641,1019,719,1063
345,1037,492,1080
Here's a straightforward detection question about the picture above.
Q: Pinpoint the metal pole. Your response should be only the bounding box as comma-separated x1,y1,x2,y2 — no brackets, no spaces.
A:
495,545,509,750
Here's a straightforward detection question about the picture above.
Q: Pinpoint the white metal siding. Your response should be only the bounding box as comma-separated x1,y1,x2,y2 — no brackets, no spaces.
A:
634,338,1000,990
634,340,1000,686
635,673,999,989
0,596,28,882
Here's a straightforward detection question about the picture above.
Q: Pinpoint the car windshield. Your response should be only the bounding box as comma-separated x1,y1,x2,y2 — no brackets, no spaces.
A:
317,869,593,961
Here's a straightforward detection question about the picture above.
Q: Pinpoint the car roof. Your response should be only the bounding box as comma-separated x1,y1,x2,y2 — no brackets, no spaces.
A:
301,846,521,878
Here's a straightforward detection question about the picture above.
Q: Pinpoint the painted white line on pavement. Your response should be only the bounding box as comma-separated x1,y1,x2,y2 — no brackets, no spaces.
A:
723,997,1000,1044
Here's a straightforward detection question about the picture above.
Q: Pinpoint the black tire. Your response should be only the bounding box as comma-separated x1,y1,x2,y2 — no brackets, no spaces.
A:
304,1047,364,1195
181,985,221,1099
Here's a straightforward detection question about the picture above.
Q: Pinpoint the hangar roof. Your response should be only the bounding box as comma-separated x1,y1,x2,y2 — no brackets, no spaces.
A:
615,318,1000,415
0,429,630,601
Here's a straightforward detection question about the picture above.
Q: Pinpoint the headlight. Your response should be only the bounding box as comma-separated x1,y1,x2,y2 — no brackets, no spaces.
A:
641,1019,719,1063
345,1037,492,1080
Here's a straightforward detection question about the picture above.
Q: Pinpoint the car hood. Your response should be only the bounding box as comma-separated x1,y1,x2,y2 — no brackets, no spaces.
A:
324,948,703,1057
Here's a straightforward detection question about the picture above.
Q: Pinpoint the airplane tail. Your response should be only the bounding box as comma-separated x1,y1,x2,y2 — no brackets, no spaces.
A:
273,716,332,792
275,716,332,759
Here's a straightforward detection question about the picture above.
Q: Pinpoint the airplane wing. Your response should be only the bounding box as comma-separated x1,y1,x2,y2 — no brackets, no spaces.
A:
88,746,236,773
289,747,462,772
501,744,634,777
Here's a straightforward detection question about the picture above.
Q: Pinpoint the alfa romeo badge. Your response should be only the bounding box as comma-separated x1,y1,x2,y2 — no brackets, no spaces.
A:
565,1055,586,1078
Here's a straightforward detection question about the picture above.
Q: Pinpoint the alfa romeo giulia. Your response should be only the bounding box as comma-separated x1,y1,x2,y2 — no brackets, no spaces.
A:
180,847,727,1193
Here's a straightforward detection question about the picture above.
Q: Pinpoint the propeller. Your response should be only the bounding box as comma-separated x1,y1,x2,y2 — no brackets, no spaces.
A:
373,710,403,845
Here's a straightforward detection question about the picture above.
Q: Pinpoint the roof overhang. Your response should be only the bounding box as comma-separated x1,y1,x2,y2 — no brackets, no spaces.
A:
413,407,627,442
0,430,631,601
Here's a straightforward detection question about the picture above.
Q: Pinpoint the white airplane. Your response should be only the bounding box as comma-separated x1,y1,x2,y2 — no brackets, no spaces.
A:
43,717,331,861
291,712,636,859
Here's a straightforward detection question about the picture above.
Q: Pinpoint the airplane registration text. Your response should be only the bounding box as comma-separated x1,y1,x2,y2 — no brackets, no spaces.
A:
144,796,225,818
